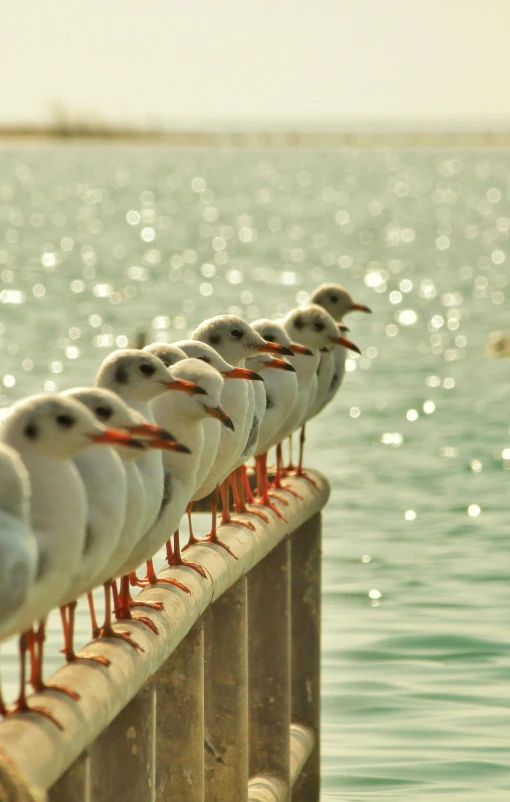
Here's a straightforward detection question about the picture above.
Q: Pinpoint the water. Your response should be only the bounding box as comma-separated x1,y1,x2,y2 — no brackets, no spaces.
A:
1,145,510,799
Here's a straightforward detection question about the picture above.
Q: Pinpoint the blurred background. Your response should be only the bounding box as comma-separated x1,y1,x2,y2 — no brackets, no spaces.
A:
1,2,510,800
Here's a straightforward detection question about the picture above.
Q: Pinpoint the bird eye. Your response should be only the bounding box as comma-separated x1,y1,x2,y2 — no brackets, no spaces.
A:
264,333,276,342
313,322,324,332
95,405,112,420
230,329,243,339
329,295,338,303
56,413,75,429
294,316,304,330
139,363,156,376
198,356,211,364
24,423,38,440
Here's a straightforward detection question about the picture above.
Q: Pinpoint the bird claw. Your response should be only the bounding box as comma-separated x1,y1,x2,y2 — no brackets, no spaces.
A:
70,651,110,667
222,516,255,531
128,599,165,613
296,469,319,489
272,484,302,500
11,700,63,730
246,506,270,523
168,555,207,578
95,627,144,653
199,534,238,559
136,576,191,594
129,613,159,635
33,682,80,702
267,491,290,505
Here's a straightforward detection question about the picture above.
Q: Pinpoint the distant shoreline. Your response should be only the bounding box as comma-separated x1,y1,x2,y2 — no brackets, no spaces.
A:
2,128,510,147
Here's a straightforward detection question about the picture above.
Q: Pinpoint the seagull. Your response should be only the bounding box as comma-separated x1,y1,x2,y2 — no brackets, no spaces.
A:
147,355,234,569
0,394,134,726
245,351,297,519
282,305,361,481
95,350,200,628
251,318,312,493
61,387,177,651
310,283,371,408
0,444,38,718
190,316,292,536
172,339,262,551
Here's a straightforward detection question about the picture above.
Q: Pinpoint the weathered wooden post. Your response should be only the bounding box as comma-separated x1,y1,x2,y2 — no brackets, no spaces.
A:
153,621,204,802
204,577,249,802
247,536,291,799
48,751,90,802
290,513,322,801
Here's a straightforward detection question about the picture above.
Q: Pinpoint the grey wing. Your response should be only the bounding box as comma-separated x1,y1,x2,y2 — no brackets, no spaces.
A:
241,413,260,458
0,520,38,619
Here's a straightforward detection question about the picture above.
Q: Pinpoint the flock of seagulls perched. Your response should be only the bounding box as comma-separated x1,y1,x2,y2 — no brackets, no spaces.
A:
0,282,370,727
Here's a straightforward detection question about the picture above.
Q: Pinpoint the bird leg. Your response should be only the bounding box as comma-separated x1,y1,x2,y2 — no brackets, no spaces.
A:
252,453,289,521
196,484,238,558
31,619,80,701
90,582,143,652
270,443,302,499
11,632,63,729
232,468,269,523
242,464,257,503
184,501,199,548
286,434,295,472
220,479,255,531
115,575,160,635
131,559,191,594
167,529,207,577
295,424,319,488
59,601,109,667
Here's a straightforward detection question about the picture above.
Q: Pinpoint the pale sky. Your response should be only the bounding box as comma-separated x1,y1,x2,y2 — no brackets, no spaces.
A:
3,0,510,130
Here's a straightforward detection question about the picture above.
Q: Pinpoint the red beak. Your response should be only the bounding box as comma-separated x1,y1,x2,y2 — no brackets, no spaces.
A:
222,366,264,381
126,422,177,443
330,335,362,355
90,428,145,449
253,342,294,356
350,303,372,313
165,379,207,395
291,342,313,356
204,405,235,430
263,358,296,373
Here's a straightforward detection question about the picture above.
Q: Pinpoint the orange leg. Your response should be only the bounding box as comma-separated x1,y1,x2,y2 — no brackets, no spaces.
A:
196,485,238,558
254,453,289,521
91,583,142,652
220,479,255,531
116,575,161,635
60,600,110,667
167,530,207,578
232,468,269,523
242,464,256,503
12,632,63,729
271,442,302,499
295,425,319,488
31,619,81,701
184,501,199,548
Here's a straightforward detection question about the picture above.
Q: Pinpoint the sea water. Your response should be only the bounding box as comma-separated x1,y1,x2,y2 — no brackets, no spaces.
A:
0,146,509,800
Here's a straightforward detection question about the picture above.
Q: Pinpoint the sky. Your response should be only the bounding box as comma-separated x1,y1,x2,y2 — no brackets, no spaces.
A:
3,0,510,131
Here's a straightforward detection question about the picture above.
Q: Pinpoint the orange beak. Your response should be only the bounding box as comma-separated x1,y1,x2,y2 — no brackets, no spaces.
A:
330,335,362,355
90,428,145,449
165,379,207,395
263,358,296,373
291,342,313,356
252,342,294,356
222,366,264,381
204,405,235,430
126,422,177,443
149,440,192,454
350,303,372,313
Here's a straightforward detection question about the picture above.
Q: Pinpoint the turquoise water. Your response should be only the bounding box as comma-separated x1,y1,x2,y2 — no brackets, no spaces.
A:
0,146,509,799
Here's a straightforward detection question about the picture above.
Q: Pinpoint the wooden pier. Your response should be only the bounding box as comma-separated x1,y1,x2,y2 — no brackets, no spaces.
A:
0,470,329,802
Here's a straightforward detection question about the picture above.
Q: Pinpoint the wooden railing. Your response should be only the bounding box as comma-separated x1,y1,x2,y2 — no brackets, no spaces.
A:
0,470,329,802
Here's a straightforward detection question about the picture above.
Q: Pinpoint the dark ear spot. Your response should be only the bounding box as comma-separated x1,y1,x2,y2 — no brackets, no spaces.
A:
313,321,324,332
115,365,129,385
198,355,211,364
294,315,304,330
209,333,221,346
24,422,38,440
329,294,338,303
